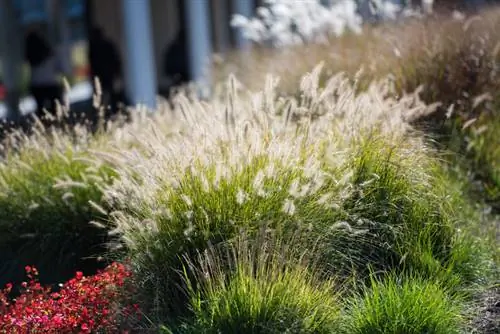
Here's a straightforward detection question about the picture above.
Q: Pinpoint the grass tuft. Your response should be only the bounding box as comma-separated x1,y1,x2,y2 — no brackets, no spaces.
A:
176,234,341,334
109,155,341,319
319,137,490,288
344,274,465,334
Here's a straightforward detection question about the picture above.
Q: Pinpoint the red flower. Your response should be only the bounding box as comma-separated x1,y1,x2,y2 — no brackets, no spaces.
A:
81,323,90,332
75,271,84,280
52,313,64,326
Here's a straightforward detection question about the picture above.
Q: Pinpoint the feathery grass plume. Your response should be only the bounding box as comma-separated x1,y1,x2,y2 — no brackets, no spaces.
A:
343,274,465,334
177,231,342,333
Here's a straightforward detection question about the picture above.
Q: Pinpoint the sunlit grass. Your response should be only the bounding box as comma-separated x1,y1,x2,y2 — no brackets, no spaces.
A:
343,274,465,334
174,235,342,334
0,7,498,332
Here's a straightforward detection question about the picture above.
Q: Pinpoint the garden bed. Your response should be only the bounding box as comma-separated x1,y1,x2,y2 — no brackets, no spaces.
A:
0,4,498,333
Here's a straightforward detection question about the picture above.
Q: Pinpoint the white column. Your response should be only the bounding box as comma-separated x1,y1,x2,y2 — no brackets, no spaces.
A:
185,0,212,97
421,0,433,14
122,0,157,109
0,0,23,121
233,0,254,50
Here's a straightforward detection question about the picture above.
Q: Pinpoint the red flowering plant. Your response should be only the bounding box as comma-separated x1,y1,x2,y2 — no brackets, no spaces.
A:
0,262,140,333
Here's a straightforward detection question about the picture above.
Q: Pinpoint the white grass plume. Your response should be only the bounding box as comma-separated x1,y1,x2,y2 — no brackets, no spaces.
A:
101,64,433,239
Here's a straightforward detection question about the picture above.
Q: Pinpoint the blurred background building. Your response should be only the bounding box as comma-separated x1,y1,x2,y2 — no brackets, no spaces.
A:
0,0,262,121
0,0,492,121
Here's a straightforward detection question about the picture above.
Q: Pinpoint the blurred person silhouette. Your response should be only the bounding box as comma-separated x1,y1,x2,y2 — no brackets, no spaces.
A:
88,26,128,115
162,26,190,97
24,30,65,119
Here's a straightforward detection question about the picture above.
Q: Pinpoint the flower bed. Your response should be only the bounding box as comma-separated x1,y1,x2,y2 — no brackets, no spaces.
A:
0,262,139,333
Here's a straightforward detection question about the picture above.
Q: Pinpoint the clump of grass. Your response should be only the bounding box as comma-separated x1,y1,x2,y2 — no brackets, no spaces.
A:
100,68,490,323
175,234,342,334
317,136,491,289
107,153,341,320
0,123,117,287
343,274,465,334
216,6,500,287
